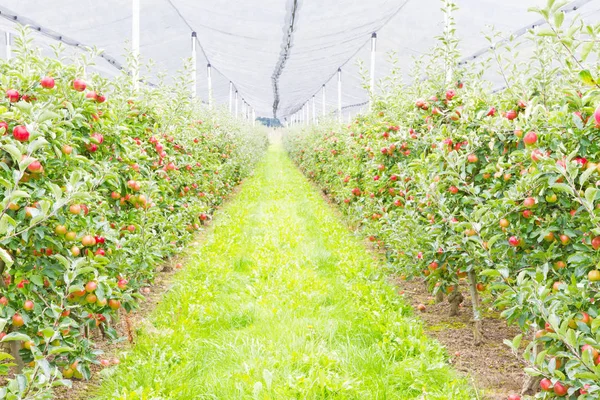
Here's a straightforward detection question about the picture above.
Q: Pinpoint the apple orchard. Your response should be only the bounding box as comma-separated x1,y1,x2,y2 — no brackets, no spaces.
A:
2,0,600,399
0,32,267,397
287,2,600,399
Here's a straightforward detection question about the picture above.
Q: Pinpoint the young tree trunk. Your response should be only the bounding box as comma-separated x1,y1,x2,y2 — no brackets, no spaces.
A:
435,290,444,304
9,341,24,372
448,290,464,316
521,330,542,395
0,259,5,289
2,261,23,372
468,270,484,346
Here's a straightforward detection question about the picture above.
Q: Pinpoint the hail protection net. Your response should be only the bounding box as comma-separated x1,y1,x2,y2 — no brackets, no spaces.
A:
0,0,599,121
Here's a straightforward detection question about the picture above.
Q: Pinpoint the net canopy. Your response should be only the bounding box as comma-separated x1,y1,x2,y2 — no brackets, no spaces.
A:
0,0,598,120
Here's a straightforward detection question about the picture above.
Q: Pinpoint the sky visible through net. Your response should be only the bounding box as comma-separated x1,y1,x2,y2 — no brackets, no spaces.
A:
0,0,598,121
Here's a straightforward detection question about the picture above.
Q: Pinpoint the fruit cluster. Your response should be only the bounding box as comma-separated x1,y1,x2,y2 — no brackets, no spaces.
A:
0,32,267,396
287,2,600,398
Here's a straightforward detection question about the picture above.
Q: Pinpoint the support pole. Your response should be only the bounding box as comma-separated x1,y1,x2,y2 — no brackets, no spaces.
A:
252,109,256,126
207,64,213,108
131,0,140,90
322,85,326,116
337,68,342,123
306,103,310,125
369,32,377,110
191,32,197,98
312,96,316,124
235,91,239,118
5,32,10,60
303,104,307,125
229,82,233,113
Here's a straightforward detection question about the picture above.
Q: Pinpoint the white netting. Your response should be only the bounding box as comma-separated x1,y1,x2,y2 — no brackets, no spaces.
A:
0,0,598,120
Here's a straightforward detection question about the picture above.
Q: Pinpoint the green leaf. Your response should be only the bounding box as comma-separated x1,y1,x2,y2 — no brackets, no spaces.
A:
10,190,30,201
537,28,556,37
554,10,564,28
29,275,43,287
579,70,597,86
523,367,541,376
574,371,600,379
551,183,572,194
48,183,63,201
0,248,13,268
1,144,22,163
38,358,51,379
581,41,594,62
1,332,30,342
48,346,74,355
0,215,16,235
480,269,501,277
14,101,32,113
37,111,60,124
27,137,48,154
585,187,598,206
580,167,596,186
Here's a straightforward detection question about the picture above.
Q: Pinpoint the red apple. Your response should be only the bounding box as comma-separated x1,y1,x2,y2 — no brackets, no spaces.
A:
73,79,87,92
12,313,24,327
523,197,536,208
540,378,552,391
40,77,55,89
13,125,30,142
592,236,600,250
6,89,19,102
23,300,34,311
508,236,520,247
553,382,567,396
523,131,538,146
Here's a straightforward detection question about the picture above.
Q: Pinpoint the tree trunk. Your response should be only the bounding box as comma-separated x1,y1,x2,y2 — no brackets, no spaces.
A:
435,290,444,304
468,271,484,346
521,330,542,395
0,259,6,289
448,290,464,316
10,341,24,373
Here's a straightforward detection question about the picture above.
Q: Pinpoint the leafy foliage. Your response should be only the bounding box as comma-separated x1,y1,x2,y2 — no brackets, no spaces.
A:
0,29,267,398
286,0,600,397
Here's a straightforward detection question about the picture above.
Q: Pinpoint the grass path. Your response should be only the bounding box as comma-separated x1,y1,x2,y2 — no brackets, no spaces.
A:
93,144,473,399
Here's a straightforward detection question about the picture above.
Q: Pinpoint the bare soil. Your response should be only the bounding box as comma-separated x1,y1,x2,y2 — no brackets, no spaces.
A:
395,277,527,400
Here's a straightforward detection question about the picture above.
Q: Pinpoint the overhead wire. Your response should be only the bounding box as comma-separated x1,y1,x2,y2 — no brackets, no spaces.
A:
165,0,253,113
286,0,412,119
0,5,159,87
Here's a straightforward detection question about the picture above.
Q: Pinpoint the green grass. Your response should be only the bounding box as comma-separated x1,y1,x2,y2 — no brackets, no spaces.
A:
93,143,474,399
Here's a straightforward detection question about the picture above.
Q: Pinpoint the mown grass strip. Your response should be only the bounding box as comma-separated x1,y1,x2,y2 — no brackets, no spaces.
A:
93,143,474,399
